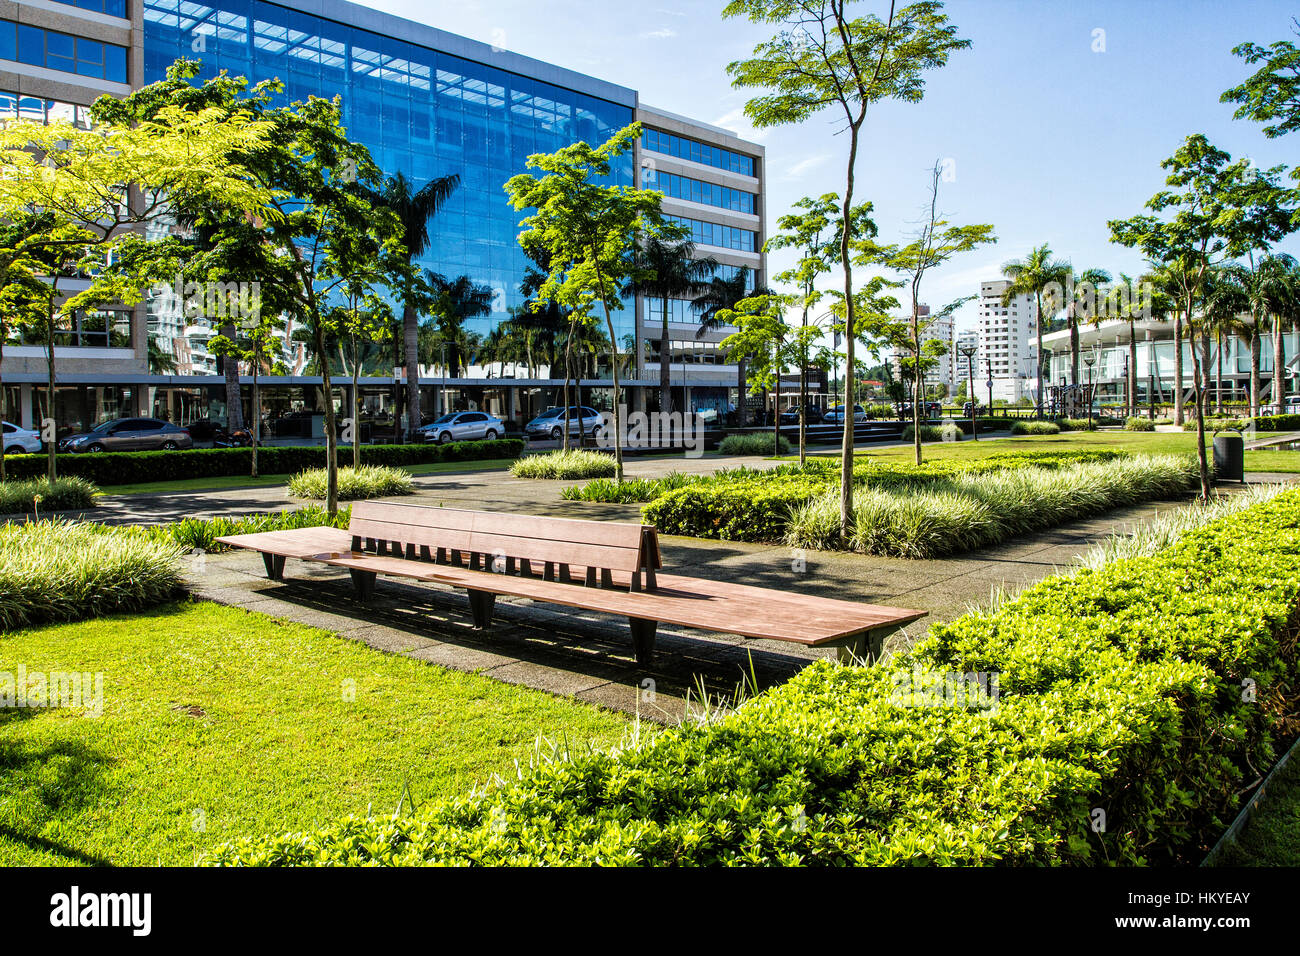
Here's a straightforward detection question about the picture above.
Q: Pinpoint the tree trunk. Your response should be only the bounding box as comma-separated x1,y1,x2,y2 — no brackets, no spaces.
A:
659,294,672,417
1069,314,1080,388
1215,330,1224,415
1128,320,1138,419
912,306,922,467
1035,291,1045,419
1173,312,1185,426
251,361,260,478
1274,317,1286,414
1191,329,1211,502
352,361,361,470
798,302,809,467
838,130,860,539
222,320,243,431
591,259,623,483
45,314,57,484
403,301,420,442
1250,326,1262,419
736,356,748,427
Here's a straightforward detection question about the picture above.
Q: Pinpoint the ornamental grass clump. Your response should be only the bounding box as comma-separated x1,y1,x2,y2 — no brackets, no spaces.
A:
509,450,617,480
287,465,412,501
0,519,185,630
0,477,98,514
718,432,792,456
786,453,1198,558
1010,420,1061,435
1124,417,1156,431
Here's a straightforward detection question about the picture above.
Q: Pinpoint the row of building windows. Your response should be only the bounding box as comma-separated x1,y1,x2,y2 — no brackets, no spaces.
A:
644,339,731,366
0,90,95,127
50,0,129,18
665,215,757,253
641,128,755,177
644,169,756,214
0,20,128,82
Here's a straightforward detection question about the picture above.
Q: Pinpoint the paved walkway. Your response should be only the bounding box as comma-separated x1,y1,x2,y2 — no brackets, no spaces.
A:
168,460,1296,724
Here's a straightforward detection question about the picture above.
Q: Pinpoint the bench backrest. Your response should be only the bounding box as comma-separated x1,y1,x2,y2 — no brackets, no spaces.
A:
347,501,660,579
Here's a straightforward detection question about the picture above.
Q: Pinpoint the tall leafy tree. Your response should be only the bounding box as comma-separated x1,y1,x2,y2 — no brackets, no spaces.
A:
725,0,970,534
622,230,718,417
1064,266,1113,388
504,123,667,482
1000,243,1070,418
425,272,495,380
367,171,460,439
1223,20,1300,187
1110,134,1295,499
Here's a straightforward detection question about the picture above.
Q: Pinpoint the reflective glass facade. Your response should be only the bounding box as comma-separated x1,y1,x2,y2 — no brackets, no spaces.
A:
645,168,755,214
141,0,636,347
666,214,757,252
641,127,754,176
49,0,129,16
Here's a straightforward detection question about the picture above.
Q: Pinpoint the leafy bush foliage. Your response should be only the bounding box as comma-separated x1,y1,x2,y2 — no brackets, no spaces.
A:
718,432,793,456
1,440,523,487
510,450,616,480
1010,420,1061,435
787,454,1199,557
0,520,185,630
560,472,700,503
1124,417,1156,431
902,423,963,443
288,465,413,501
205,490,1300,866
0,477,98,514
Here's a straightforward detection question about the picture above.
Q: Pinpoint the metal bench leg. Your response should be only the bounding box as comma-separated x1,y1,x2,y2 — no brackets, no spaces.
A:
467,589,496,630
262,553,286,581
628,618,658,666
836,627,892,665
349,569,377,601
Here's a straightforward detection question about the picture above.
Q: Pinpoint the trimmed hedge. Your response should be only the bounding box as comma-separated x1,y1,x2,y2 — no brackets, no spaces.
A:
2,439,523,487
204,489,1300,866
1010,420,1061,436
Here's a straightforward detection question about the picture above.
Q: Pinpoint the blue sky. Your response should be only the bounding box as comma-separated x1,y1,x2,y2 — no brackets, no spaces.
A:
367,0,1299,334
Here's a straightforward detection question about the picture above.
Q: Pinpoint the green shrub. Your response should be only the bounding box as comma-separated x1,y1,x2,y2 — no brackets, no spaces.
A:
1010,420,1061,435
0,477,98,514
288,465,413,501
203,490,1300,866
718,432,792,457
146,506,351,554
1,440,523,487
902,423,963,443
1056,417,1096,432
786,454,1198,557
509,450,616,480
561,472,700,503
1124,417,1156,432
0,520,185,630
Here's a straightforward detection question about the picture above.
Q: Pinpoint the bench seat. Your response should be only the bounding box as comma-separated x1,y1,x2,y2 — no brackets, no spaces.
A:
215,502,925,665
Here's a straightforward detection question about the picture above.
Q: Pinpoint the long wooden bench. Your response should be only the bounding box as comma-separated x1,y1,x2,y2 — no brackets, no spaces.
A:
215,501,925,665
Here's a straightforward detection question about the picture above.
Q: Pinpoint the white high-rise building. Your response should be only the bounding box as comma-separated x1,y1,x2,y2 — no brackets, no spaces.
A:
977,280,1039,404
890,305,956,395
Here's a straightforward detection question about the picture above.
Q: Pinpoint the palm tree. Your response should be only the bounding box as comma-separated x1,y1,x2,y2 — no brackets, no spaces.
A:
694,267,765,426
367,171,460,439
1067,267,1112,388
1236,254,1294,417
1204,266,1251,415
1264,254,1299,413
147,336,179,374
425,272,494,379
1001,244,1070,418
622,236,718,416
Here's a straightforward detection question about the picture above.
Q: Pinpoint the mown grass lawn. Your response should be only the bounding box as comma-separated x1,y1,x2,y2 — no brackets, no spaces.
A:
0,601,629,866
98,457,521,496
814,430,1300,473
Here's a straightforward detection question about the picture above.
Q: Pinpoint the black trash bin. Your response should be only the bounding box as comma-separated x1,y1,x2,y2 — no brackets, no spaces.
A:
1213,431,1245,482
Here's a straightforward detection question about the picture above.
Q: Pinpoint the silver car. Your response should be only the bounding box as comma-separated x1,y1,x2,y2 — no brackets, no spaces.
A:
2,421,41,455
60,417,194,453
418,411,505,444
523,406,605,441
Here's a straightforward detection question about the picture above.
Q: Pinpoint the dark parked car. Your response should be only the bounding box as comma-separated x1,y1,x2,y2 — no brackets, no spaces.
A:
59,417,193,453
779,405,823,425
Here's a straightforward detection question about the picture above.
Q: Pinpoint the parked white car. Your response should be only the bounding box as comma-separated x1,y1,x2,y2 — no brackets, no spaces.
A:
417,411,505,444
2,421,41,455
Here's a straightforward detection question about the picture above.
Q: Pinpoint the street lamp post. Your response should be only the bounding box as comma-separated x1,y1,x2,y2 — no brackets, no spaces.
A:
959,343,978,441
1083,346,1098,430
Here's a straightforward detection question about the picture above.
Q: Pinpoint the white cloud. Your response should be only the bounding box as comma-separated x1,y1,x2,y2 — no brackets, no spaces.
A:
780,153,830,181
709,106,769,143
640,28,677,39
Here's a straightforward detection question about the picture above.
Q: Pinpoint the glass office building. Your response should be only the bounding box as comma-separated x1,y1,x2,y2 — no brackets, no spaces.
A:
2,0,766,433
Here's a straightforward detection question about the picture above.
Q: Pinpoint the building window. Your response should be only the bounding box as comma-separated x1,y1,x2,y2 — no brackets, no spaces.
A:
0,91,96,127
664,215,757,253
1,21,128,82
641,128,756,176
643,168,756,214
22,309,132,348
49,0,129,17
